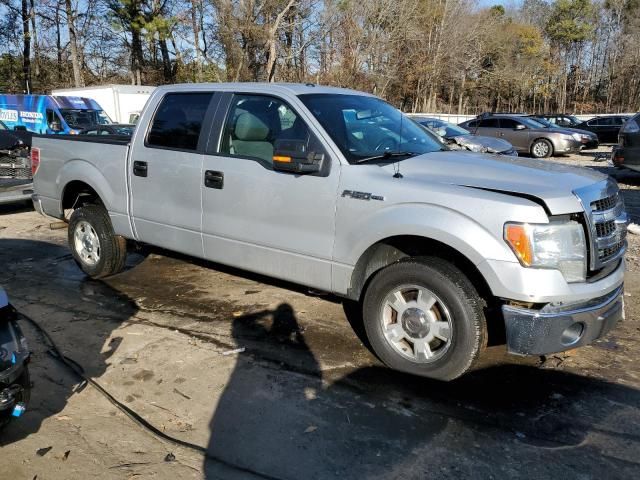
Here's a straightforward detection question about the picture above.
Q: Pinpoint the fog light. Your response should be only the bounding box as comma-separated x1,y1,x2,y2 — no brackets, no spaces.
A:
561,322,584,346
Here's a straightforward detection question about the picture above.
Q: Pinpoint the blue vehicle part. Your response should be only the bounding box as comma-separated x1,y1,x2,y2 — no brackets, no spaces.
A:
0,94,109,134
0,296,30,428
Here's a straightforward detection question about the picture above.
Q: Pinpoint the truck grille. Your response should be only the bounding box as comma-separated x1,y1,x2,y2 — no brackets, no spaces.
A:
575,180,628,271
0,155,32,180
595,220,616,237
0,166,31,179
591,193,618,212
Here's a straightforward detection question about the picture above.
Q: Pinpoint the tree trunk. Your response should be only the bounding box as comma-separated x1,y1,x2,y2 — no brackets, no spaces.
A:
64,0,84,87
29,0,39,78
191,0,203,82
131,27,143,85
265,0,298,82
21,0,31,93
457,74,466,114
55,1,62,83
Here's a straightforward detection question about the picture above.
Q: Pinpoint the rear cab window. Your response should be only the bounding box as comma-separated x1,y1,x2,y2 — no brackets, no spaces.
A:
146,92,213,151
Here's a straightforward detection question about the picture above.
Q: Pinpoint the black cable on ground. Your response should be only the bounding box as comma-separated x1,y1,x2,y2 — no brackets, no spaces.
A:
17,308,282,480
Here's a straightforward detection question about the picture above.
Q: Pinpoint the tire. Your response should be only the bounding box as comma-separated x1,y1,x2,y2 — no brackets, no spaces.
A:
530,138,553,158
68,205,127,278
362,258,487,381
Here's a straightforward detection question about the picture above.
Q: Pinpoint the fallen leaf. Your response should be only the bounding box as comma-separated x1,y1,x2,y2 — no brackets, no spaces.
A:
304,425,317,433
36,446,52,457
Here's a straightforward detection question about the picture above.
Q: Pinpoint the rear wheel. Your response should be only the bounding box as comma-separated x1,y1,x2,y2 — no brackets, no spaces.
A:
68,205,127,278
362,258,487,381
530,138,553,158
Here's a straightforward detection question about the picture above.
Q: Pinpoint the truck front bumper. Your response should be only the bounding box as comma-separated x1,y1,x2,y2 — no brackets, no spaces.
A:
502,285,624,355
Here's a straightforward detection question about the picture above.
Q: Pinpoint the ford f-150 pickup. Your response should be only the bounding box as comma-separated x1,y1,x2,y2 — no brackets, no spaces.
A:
31,83,628,380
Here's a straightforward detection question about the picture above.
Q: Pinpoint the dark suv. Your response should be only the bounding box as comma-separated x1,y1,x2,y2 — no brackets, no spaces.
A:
575,116,630,143
612,113,640,170
459,115,583,158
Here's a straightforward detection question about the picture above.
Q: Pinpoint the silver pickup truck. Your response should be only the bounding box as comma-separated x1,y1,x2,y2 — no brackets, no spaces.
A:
32,83,627,380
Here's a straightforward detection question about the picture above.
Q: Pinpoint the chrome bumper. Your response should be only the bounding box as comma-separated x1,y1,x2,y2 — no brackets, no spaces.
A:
503,286,624,355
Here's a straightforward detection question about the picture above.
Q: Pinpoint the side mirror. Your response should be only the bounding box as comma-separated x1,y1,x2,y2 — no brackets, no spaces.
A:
49,121,62,132
272,139,324,174
514,124,526,130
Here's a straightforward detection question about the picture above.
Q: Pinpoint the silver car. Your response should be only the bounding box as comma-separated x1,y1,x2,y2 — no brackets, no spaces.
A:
413,117,518,156
460,114,584,158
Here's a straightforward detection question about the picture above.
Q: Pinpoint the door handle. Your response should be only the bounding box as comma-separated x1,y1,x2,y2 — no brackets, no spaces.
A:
204,170,224,189
133,161,148,177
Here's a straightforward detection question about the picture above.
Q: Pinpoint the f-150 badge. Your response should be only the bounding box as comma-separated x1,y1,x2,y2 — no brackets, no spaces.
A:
342,190,385,201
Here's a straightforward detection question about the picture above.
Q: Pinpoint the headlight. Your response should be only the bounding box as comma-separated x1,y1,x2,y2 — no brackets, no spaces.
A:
504,221,586,283
571,133,582,141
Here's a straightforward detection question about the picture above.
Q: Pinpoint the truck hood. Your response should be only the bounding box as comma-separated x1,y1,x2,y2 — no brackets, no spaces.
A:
382,151,607,214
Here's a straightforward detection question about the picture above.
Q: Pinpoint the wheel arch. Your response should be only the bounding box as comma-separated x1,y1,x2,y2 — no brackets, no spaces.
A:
61,180,103,210
347,235,493,303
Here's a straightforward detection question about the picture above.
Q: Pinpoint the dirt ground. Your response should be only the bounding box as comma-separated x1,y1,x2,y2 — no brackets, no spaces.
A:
1,146,639,479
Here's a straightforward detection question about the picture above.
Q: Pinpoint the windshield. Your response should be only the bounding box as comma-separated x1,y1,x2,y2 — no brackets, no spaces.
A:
518,117,546,129
530,117,556,128
59,109,112,129
0,120,6,130
415,118,470,137
299,94,445,163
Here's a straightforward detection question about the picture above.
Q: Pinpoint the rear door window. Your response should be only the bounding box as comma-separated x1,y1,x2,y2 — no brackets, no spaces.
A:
147,93,213,151
499,118,521,129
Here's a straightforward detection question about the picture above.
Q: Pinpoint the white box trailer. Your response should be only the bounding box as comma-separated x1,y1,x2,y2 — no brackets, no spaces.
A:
51,85,155,124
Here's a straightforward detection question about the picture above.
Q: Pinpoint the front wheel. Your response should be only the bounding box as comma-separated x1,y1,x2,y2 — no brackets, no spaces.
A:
530,138,553,158
362,258,487,381
68,205,127,278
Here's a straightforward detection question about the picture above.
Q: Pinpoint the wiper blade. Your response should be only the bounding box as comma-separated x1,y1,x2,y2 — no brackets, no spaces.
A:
355,151,416,164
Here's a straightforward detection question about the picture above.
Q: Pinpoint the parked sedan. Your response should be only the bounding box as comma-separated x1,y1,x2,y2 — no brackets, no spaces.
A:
459,114,583,158
412,117,517,155
612,113,640,170
575,115,630,143
528,116,599,149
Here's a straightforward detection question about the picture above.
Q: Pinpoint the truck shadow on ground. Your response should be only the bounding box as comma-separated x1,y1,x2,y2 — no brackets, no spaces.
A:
204,305,640,479
0,239,638,478
0,200,33,216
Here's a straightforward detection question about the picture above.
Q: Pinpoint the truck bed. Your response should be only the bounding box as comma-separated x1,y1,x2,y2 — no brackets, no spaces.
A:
33,135,131,225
